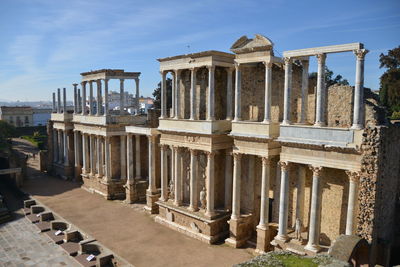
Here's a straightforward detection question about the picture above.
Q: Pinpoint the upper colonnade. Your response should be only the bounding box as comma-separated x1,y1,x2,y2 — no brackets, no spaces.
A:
281,43,368,129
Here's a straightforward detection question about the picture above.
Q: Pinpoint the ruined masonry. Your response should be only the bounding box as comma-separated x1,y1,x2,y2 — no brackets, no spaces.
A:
46,35,400,266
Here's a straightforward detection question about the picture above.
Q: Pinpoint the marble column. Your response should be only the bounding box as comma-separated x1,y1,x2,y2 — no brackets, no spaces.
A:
314,54,327,127
63,88,66,114
207,66,215,121
224,150,233,210
82,134,89,174
188,149,199,211
81,82,87,114
119,135,126,180
206,151,216,217
171,73,175,118
74,131,80,168
119,79,125,114
104,79,109,116
73,83,78,113
147,136,156,194
296,165,306,224
104,137,111,181
190,68,197,120
160,144,168,201
231,153,242,220
282,58,292,125
52,92,56,113
77,89,81,114
89,81,94,115
58,130,63,164
174,147,182,206
126,134,134,184
135,78,140,113
89,135,95,175
352,49,368,129
276,161,290,241
96,79,102,116
135,135,141,180
263,62,272,123
234,63,241,121
226,67,234,120
160,71,167,118
248,155,255,212
345,171,360,235
300,60,309,124
258,157,271,228
95,136,102,177
57,88,61,113
53,129,58,163
174,70,182,119
305,166,323,252
98,136,104,177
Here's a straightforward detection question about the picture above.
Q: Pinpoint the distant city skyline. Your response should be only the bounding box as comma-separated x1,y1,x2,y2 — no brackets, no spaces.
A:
0,0,399,101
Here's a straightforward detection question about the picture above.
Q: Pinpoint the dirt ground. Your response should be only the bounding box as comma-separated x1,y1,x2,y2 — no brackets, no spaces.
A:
15,138,254,267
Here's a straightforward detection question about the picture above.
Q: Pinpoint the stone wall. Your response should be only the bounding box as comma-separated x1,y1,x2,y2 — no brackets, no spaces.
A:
358,124,400,265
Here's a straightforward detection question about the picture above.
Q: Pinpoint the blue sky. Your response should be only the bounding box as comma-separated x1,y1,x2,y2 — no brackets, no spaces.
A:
0,0,399,101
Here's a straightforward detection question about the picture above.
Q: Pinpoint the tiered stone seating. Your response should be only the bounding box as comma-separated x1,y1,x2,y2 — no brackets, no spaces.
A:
45,221,70,244
60,230,94,256
35,211,55,232
74,241,115,267
26,205,45,223
23,199,36,215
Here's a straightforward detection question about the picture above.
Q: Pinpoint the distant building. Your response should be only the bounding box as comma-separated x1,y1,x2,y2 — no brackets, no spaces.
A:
32,108,52,126
0,106,33,127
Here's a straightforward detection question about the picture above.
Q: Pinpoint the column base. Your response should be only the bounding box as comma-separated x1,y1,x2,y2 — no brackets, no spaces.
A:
225,216,253,248
304,243,321,254
313,122,325,127
275,234,289,242
256,225,272,253
124,179,148,203
351,124,363,130
145,192,161,214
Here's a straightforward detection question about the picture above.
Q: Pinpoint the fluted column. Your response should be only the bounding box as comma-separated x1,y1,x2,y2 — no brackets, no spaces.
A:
305,166,323,252
234,63,241,121
52,92,56,113
174,146,182,206
135,78,140,113
160,71,167,118
282,58,292,125
120,135,126,180
89,135,95,175
98,136,104,177
126,134,134,184
174,70,182,119
224,150,233,210
147,136,156,193
345,171,360,235
276,161,290,241
63,88,66,114
258,157,271,228
119,79,125,114
96,79,102,115
314,54,327,126
190,68,197,120
81,82,87,114
89,81,94,115
263,62,272,123
300,60,309,124
160,144,168,201
352,49,368,129
135,135,141,180
188,149,199,211
73,83,78,113
206,151,216,217
104,79,109,116
207,66,216,121
226,67,234,120
231,153,242,220
104,136,111,181
57,88,61,113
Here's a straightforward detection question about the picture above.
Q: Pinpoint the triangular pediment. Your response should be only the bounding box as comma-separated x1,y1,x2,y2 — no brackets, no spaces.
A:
230,34,274,54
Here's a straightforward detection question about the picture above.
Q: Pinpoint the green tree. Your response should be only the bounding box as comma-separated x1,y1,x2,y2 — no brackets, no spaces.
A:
378,46,400,117
0,120,16,150
152,78,173,110
309,66,349,87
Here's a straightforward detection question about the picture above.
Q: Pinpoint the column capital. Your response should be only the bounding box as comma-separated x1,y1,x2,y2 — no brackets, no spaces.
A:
309,165,323,176
190,67,198,72
345,170,361,183
301,60,310,68
278,161,290,171
226,66,235,73
72,83,78,87
225,149,232,156
205,150,216,157
174,69,182,76
119,78,125,82
263,61,273,68
316,53,327,64
206,65,215,71
189,148,199,156
354,49,369,60
159,143,169,151
232,152,242,161
283,57,292,64
81,81,87,86
159,70,167,76
261,157,272,166
172,145,184,153
135,77,140,82
103,78,109,82
234,62,241,69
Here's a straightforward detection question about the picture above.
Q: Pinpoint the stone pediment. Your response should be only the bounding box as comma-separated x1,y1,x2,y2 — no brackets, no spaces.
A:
230,34,274,54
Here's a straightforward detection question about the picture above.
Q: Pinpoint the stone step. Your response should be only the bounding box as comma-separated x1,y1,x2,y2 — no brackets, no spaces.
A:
285,241,307,256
